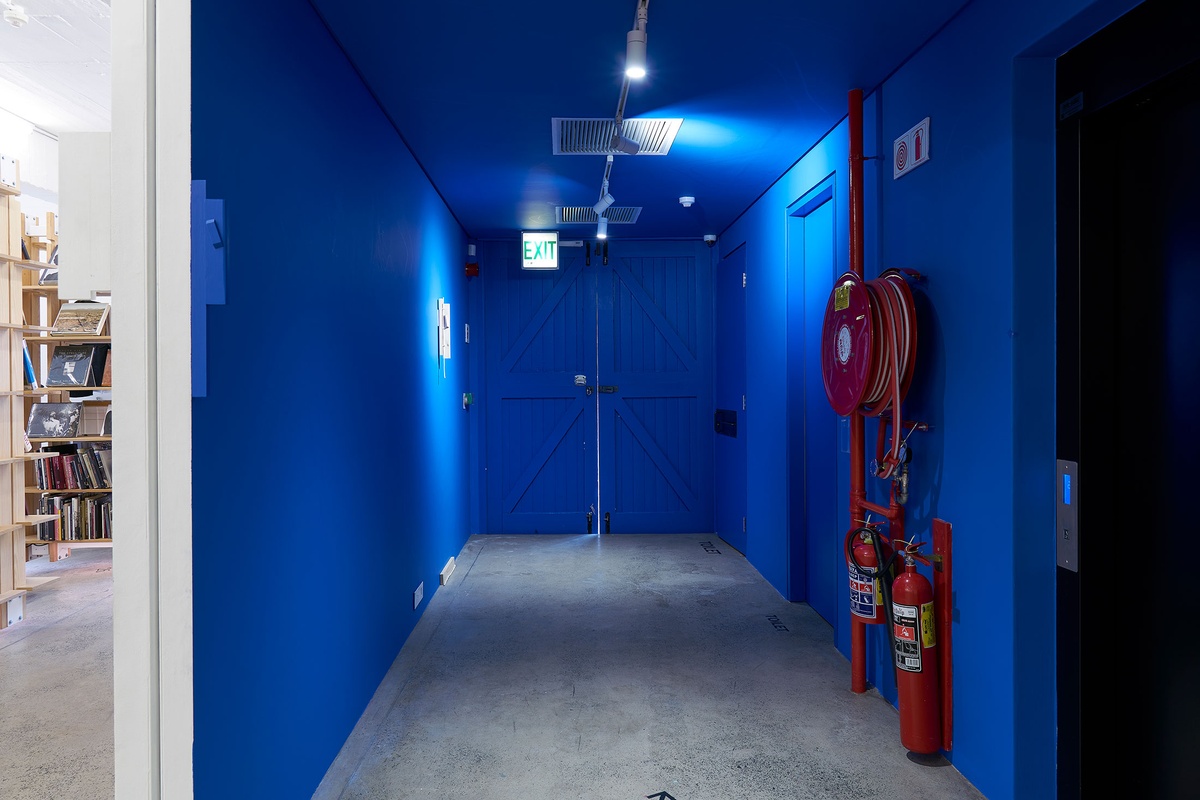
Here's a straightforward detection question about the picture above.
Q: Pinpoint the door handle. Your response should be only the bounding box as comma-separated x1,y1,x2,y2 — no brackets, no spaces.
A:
598,385,618,393
585,385,594,396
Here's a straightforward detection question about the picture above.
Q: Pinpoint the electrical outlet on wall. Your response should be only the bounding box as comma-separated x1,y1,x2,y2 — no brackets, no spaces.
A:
413,581,424,609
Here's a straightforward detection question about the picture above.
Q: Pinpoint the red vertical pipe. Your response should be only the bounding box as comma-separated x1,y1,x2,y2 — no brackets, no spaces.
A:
849,88,864,282
848,88,868,693
933,518,953,751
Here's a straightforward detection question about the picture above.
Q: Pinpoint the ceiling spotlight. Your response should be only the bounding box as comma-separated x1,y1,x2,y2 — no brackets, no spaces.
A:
611,134,641,155
3,4,28,27
625,28,647,80
596,217,609,240
679,196,695,208
593,192,615,215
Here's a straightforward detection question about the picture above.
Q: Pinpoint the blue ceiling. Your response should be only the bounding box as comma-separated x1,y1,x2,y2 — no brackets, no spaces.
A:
309,0,972,242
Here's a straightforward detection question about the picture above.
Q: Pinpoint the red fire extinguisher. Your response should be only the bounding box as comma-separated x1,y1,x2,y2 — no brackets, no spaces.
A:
892,551,940,754
845,526,895,624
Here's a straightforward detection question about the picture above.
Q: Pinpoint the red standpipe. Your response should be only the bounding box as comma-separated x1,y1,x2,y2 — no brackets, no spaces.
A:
844,88,950,754
848,87,870,694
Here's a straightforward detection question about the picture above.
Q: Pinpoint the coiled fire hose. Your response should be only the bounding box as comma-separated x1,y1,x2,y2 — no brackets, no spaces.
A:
821,269,919,480
861,271,917,479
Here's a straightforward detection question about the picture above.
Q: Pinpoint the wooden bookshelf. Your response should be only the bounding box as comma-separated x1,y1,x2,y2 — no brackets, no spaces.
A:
2,166,32,624
21,268,114,564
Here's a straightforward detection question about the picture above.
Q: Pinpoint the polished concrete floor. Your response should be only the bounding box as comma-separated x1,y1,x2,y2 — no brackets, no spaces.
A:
0,536,990,800
0,545,114,800
316,534,988,800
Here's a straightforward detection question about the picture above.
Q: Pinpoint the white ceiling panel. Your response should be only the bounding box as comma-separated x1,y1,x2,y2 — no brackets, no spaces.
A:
0,0,111,132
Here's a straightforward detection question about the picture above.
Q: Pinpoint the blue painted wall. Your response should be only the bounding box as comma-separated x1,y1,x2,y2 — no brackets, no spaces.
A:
191,1,470,797
721,1,1141,798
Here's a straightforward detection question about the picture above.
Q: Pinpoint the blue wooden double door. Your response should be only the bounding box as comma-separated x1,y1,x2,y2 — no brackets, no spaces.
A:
483,241,713,535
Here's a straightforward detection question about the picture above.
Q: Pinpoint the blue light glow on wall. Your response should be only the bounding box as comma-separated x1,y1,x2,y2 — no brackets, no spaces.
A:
191,1,469,797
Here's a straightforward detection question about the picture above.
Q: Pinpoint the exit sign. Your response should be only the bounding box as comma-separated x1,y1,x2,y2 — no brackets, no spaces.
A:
521,231,559,270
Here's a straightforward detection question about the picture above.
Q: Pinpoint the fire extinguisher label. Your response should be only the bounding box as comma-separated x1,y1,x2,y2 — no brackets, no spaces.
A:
892,601,922,672
848,563,877,619
920,601,936,649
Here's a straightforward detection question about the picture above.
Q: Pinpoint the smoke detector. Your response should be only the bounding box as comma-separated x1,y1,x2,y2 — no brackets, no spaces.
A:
679,196,695,208
3,4,29,28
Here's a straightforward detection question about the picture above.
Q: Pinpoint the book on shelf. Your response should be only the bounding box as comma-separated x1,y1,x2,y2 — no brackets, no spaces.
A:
44,344,97,387
50,301,109,336
95,446,112,487
33,502,113,542
100,349,112,386
35,495,61,541
38,267,58,285
62,454,81,490
35,443,111,490
92,343,110,382
27,402,82,438
22,340,37,389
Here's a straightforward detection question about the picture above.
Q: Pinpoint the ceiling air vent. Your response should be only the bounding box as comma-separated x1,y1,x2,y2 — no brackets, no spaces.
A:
552,118,683,156
556,206,642,224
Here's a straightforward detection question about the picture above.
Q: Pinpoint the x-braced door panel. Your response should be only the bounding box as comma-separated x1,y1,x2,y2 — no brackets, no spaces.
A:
597,250,713,533
485,253,596,533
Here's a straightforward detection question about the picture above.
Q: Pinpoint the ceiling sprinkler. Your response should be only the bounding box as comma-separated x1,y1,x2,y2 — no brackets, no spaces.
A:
3,4,29,28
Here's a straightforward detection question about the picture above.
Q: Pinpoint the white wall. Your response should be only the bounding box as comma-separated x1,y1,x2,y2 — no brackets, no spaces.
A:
111,0,193,797
58,132,111,298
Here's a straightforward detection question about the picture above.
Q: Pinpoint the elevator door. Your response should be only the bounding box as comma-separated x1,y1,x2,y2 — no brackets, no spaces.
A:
1057,8,1200,796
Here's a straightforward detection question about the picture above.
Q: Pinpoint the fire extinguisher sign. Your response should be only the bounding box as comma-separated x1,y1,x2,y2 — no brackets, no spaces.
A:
848,563,878,619
893,602,922,672
893,117,931,179
893,601,936,671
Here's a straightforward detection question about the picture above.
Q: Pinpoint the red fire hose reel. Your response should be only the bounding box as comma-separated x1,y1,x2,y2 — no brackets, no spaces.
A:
820,268,919,479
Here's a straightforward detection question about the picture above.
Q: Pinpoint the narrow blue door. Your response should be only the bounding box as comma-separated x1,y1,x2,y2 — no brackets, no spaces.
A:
483,248,597,533
801,198,839,622
714,246,747,552
596,242,713,533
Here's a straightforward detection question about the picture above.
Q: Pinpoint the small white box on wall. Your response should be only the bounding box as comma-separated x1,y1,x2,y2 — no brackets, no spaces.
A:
0,154,18,190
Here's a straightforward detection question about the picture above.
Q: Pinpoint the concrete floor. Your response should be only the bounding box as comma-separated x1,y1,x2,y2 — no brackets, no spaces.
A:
315,534,988,800
0,535,991,800
0,545,114,800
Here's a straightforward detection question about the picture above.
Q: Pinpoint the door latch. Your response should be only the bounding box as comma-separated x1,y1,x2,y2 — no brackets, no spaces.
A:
598,385,618,393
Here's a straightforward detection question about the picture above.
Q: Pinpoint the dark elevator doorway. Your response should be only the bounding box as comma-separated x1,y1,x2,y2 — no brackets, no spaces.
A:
1057,3,1200,796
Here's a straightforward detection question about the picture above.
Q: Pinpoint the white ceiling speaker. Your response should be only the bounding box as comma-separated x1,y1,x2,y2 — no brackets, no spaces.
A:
3,4,29,28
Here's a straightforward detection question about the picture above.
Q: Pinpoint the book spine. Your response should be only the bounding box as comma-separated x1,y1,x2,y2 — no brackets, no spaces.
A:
23,341,37,389
67,456,82,490
49,455,64,489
